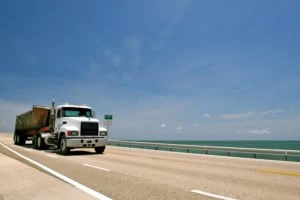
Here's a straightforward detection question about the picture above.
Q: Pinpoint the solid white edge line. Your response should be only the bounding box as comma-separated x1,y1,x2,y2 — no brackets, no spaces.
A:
0,142,112,200
191,190,237,200
83,164,111,172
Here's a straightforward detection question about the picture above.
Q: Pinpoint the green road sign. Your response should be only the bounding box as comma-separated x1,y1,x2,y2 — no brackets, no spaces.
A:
104,114,113,120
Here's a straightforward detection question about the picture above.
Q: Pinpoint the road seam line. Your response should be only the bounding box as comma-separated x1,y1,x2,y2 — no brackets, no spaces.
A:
83,164,111,172
0,142,112,200
191,189,238,200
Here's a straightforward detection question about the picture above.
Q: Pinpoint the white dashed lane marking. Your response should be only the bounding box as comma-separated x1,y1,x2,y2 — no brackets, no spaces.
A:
191,189,238,200
83,164,111,172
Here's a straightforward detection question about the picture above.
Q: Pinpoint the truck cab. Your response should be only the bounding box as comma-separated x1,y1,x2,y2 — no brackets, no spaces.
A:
14,100,108,155
51,104,107,154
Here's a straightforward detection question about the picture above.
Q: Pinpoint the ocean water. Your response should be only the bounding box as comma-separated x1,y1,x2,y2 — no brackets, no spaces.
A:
131,140,300,162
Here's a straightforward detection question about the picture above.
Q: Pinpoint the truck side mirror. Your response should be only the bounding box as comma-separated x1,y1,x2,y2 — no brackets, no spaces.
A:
92,111,96,118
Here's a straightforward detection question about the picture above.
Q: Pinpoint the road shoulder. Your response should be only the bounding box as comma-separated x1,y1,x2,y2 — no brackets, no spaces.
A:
0,152,96,200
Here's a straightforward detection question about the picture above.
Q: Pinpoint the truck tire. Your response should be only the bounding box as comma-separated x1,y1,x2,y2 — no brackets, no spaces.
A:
33,134,48,150
95,146,105,154
14,132,26,145
33,134,38,149
13,133,19,145
60,135,70,155
36,134,43,150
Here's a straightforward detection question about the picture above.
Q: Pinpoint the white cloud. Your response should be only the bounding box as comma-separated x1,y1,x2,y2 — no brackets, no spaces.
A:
94,37,142,82
249,129,271,135
161,27,173,37
99,36,142,82
86,62,106,80
176,126,182,130
87,62,100,75
157,0,188,33
220,109,284,119
160,123,166,128
123,36,142,66
203,114,210,118
259,109,284,115
220,112,255,119
192,123,199,127
150,40,168,50
122,73,133,81
151,0,189,50
235,130,241,134
28,55,37,62
104,49,122,66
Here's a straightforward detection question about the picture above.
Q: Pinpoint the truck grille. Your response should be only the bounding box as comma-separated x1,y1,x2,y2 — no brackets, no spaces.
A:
81,122,98,136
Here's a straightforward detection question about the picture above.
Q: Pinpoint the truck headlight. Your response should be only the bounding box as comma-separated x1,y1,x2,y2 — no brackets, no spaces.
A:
100,131,107,136
67,131,79,136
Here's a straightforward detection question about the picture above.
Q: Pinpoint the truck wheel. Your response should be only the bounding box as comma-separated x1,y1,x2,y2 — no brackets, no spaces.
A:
14,133,19,144
14,133,19,145
37,134,43,150
38,135,48,150
14,133,26,145
33,134,38,149
60,135,70,155
95,146,105,154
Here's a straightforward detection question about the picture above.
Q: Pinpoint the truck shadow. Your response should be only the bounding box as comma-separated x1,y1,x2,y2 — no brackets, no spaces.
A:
64,150,98,156
20,142,101,156
48,148,100,156
21,143,34,149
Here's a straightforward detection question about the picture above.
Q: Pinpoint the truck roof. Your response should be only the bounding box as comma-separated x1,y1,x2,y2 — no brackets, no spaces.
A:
56,104,92,109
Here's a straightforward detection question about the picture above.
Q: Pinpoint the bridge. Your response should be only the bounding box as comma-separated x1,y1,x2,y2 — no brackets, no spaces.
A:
0,133,300,200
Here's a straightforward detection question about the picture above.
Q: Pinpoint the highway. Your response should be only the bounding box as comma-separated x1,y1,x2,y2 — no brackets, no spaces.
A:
1,133,300,200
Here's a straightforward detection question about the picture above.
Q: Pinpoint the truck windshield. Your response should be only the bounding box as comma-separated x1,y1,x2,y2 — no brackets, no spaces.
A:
62,107,92,118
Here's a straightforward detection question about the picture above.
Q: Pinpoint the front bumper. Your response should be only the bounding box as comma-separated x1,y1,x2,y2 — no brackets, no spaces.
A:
66,137,107,148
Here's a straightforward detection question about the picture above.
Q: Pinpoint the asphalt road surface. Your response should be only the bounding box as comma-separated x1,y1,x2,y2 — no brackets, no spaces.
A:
1,133,300,200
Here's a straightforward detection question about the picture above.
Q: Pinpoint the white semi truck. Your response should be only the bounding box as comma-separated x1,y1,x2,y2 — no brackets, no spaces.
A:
14,100,108,155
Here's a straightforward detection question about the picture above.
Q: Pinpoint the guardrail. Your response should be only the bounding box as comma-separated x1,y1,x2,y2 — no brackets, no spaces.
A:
108,140,300,161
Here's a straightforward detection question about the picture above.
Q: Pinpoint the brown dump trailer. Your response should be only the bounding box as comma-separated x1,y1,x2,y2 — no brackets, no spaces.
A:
14,105,51,145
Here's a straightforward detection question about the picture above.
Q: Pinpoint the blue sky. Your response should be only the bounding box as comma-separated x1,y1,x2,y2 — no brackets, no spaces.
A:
1,0,300,140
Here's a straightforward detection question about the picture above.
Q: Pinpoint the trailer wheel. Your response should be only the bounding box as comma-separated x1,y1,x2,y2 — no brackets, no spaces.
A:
13,133,17,144
60,135,70,155
33,134,38,149
95,146,105,154
14,133,19,145
37,135,43,150
14,132,26,145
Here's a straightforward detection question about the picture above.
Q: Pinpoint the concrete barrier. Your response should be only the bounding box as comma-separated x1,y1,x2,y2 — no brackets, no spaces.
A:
108,140,300,161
